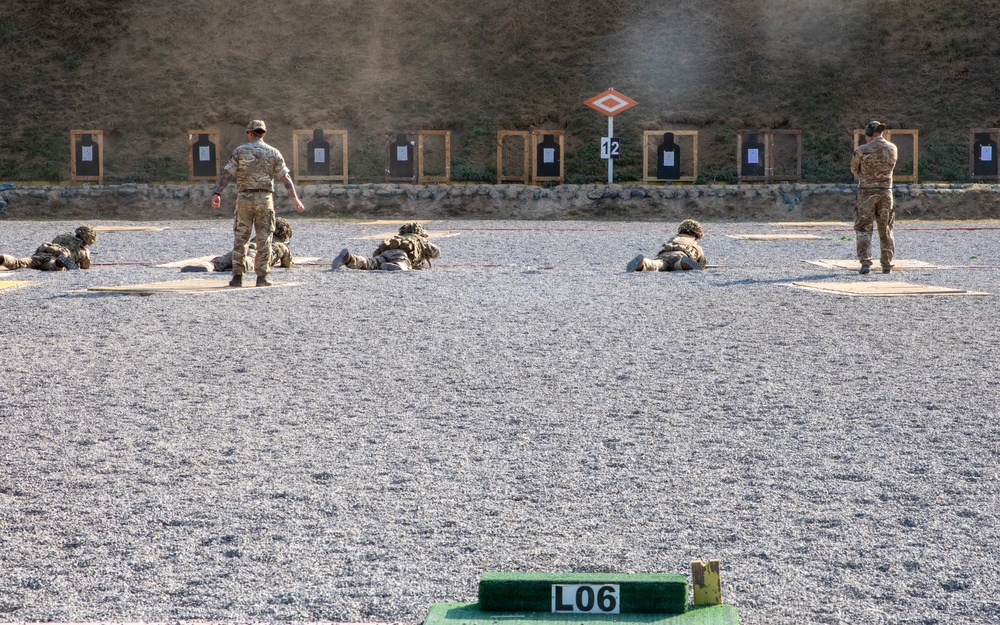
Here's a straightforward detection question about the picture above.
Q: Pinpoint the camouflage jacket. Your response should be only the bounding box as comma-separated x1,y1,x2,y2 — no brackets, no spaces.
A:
657,233,706,267
851,136,898,190
223,137,290,192
374,233,441,268
34,233,92,269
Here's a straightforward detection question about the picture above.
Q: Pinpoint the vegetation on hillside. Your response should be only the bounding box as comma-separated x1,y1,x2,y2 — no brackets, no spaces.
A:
3,0,1000,184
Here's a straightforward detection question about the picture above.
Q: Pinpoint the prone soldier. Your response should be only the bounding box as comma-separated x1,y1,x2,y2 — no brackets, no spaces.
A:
331,222,440,271
627,219,706,272
0,225,98,271
181,217,294,273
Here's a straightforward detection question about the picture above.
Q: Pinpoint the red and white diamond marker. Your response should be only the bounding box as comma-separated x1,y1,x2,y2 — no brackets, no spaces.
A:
583,89,638,116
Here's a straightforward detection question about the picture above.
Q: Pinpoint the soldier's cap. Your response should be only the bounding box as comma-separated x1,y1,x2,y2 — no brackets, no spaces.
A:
247,120,267,134
865,120,886,136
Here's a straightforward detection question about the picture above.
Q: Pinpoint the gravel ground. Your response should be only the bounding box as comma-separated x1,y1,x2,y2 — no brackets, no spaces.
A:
1,218,998,625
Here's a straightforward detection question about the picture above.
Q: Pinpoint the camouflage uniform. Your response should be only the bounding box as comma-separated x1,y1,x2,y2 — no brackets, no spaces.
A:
0,225,97,271
217,123,290,278
183,218,293,273
334,223,441,271
628,219,706,272
851,121,898,272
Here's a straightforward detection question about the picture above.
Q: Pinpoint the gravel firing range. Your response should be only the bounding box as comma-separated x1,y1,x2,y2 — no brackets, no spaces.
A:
1,218,998,625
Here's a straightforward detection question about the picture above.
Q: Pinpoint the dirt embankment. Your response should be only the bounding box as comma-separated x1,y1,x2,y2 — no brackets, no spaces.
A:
2,183,1000,222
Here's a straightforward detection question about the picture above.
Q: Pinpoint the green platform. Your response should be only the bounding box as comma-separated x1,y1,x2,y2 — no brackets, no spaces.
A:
478,572,688,614
423,602,739,625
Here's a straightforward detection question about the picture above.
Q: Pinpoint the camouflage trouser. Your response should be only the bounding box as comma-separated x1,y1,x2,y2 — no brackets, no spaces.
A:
645,251,693,271
210,250,254,273
0,254,29,270
855,188,895,268
232,192,275,276
345,248,413,270
0,253,61,271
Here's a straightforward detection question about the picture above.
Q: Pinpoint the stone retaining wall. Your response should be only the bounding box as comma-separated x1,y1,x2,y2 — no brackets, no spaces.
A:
2,182,1000,221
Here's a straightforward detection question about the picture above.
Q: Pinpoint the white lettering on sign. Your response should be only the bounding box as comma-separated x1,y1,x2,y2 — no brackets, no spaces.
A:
81,146,94,162
600,137,621,160
314,147,326,163
551,584,620,614
543,148,555,164
747,148,759,165
663,151,675,167
199,146,211,162
396,146,408,162
982,145,993,162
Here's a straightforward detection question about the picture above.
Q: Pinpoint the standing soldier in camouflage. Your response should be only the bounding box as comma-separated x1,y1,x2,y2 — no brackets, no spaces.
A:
211,120,305,287
626,219,706,272
181,217,294,273
851,120,898,274
0,225,98,271
331,222,441,271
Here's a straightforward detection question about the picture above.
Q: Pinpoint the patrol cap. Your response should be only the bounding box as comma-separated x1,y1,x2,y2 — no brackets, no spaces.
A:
247,119,267,134
864,120,886,136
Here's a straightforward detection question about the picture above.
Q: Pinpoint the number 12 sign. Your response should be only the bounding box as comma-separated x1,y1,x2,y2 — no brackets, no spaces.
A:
551,584,620,614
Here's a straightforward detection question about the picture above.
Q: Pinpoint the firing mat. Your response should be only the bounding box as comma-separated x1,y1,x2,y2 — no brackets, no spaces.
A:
726,233,825,241
93,225,169,232
805,259,937,271
87,278,300,295
155,256,322,269
791,281,989,297
0,280,32,292
356,231,458,241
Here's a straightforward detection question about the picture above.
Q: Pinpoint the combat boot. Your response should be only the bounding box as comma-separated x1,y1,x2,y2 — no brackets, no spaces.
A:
679,256,703,270
859,261,872,274
256,274,274,287
626,254,646,272
56,255,79,270
229,274,243,287
331,248,351,270
882,264,893,274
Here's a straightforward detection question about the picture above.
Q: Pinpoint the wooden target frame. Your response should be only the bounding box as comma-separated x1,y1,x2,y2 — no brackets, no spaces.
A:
853,129,919,183
70,130,103,184
969,128,1000,182
736,130,802,184
642,130,698,183
187,129,221,183
497,131,530,184
530,130,565,185
417,130,451,184
292,129,348,184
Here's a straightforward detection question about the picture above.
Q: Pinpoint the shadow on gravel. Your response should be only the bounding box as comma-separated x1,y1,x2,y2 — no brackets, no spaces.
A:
713,272,842,286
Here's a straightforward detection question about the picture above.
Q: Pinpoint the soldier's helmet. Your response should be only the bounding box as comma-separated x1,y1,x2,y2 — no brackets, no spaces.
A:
273,217,293,242
398,222,428,237
75,225,98,245
677,219,704,240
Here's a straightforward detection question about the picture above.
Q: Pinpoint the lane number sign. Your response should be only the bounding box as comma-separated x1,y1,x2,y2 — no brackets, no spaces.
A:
600,137,621,160
551,584,620,614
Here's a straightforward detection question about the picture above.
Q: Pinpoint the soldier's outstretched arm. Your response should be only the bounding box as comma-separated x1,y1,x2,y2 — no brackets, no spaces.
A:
280,172,306,213
211,171,234,209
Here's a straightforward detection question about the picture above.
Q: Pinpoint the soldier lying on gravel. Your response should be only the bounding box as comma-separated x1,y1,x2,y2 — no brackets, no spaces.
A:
626,219,706,272
0,225,97,271
331,222,440,271
181,217,294,273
